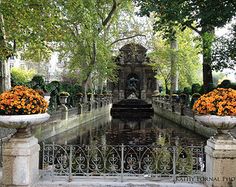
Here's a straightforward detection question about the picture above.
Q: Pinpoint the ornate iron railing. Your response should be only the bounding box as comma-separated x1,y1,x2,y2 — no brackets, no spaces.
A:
40,143,205,182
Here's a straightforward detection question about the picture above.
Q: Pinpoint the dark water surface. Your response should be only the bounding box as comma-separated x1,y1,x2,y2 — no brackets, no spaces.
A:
44,114,206,146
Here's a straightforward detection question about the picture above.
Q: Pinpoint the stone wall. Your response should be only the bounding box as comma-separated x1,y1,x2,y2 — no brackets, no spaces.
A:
33,104,112,142
153,102,215,138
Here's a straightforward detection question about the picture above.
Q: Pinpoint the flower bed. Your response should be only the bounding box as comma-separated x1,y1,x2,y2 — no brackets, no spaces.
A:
0,85,48,115
192,88,236,116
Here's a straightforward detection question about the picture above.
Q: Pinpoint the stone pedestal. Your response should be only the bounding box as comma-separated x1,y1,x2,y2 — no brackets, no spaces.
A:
205,138,236,187
2,136,40,187
61,104,68,120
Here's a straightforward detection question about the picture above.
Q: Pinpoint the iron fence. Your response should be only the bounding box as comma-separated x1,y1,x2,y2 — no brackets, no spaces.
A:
40,143,205,182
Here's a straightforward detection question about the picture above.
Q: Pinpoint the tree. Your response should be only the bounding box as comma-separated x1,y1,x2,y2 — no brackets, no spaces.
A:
149,39,171,93
136,0,236,92
0,0,62,92
48,0,133,96
149,28,201,92
0,0,134,94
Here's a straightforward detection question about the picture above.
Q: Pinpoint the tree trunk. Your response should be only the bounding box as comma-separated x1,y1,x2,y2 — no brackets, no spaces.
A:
202,26,214,93
164,79,169,94
0,58,11,92
0,4,11,93
170,37,178,94
82,79,88,102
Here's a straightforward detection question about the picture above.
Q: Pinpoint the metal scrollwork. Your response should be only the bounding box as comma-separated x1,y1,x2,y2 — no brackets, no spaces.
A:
41,144,205,180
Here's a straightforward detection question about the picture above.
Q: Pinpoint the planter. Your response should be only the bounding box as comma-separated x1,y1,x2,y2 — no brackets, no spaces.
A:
195,115,236,139
0,113,50,138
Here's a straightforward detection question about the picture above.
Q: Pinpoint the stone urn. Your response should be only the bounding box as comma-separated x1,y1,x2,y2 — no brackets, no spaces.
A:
195,115,236,139
59,95,68,104
87,93,92,102
77,93,83,103
0,113,50,138
171,94,179,103
59,91,70,105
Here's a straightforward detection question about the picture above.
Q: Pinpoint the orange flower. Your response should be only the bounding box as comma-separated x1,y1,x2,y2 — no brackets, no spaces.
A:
193,88,236,116
0,86,48,115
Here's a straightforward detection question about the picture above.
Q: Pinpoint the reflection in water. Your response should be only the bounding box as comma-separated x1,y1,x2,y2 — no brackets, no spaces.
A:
44,114,206,146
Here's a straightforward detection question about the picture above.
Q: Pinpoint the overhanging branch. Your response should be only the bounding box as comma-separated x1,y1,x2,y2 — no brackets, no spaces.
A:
102,0,118,27
110,34,146,46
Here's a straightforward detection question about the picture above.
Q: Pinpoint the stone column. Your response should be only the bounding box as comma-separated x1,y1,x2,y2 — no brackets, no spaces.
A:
205,138,236,187
2,136,40,187
155,79,160,93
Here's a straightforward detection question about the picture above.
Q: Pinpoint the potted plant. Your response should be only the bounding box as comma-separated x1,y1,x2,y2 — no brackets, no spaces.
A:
193,88,236,138
0,85,50,137
59,91,70,104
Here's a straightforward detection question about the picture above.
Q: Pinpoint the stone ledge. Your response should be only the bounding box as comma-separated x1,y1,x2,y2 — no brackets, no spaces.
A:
35,178,205,187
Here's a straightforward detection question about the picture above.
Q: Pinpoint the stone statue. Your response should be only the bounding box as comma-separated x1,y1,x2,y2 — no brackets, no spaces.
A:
127,77,139,94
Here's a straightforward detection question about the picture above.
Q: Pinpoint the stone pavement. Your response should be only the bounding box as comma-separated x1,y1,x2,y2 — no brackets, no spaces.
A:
0,169,206,187
35,177,206,187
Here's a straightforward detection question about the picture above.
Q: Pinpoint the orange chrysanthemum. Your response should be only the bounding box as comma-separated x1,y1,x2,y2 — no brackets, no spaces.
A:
192,88,236,116
0,86,48,115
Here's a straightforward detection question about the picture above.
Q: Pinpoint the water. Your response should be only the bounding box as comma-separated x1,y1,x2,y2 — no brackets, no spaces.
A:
44,114,206,146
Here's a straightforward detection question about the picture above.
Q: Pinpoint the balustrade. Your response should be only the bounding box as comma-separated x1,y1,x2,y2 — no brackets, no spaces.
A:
152,95,194,117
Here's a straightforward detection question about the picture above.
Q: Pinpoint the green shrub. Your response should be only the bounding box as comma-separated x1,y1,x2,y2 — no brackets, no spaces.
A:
11,67,36,86
183,87,191,95
218,79,231,88
191,83,201,94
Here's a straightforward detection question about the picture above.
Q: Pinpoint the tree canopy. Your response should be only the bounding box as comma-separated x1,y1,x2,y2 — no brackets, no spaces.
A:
136,0,236,92
0,0,134,93
149,28,201,93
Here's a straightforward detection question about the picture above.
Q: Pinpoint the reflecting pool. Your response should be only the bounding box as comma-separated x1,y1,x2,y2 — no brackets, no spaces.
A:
44,114,206,146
